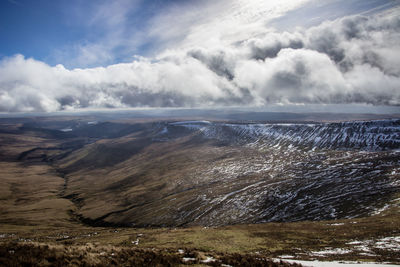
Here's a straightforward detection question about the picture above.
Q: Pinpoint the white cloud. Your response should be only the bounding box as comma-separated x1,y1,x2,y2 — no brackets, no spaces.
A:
0,3,400,112
234,48,349,105
151,0,312,54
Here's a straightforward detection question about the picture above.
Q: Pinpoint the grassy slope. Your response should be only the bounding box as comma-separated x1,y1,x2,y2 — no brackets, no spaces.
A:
57,132,242,226
0,207,399,263
56,130,400,227
0,119,399,265
0,162,76,227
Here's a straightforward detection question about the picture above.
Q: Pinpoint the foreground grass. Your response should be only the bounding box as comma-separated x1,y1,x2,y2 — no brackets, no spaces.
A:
0,242,302,267
0,205,399,265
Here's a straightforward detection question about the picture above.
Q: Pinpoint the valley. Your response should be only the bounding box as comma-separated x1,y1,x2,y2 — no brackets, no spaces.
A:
0,113,399,265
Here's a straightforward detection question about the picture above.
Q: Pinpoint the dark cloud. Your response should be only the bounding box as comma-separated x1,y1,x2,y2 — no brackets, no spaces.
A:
187,49,235,80
118,88,193,107
307,30,345,63
305,14,400,76
249,34,304,60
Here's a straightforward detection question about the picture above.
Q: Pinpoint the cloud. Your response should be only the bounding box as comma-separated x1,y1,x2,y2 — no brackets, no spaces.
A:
234,48,349,105
0,10,400,112
0,53,245,112
151,0,312,53
50,0,142,68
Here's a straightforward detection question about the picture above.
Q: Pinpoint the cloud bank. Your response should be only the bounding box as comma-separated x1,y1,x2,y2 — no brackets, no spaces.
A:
0,11,400,112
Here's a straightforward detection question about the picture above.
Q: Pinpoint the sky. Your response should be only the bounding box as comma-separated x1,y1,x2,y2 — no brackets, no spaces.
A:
0,0,400,113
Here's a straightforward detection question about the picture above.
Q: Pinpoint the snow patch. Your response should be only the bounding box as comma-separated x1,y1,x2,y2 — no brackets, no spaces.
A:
310,248,352,256
281,259,399,267
201,256,216,263
60,128,73,132
182,257,196,262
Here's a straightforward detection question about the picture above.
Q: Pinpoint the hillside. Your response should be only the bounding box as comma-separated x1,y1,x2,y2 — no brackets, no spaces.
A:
0,115,399,265
51,119,400,227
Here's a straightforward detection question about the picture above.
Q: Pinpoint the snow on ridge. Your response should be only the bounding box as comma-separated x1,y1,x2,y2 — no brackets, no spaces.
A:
167,119,400,151
223,119,400,151
169,120,211,125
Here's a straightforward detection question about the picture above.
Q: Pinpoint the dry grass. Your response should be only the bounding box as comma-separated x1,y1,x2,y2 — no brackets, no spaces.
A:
0,117,399,265
0,242,301,267
0,162,77,228
0,206,399,263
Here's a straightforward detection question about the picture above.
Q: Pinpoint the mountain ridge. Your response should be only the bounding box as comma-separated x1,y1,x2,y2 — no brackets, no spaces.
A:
49,118,400,227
